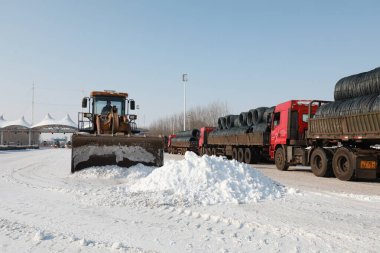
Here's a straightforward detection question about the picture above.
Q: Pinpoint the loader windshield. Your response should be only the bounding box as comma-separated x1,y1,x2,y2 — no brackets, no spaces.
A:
94,96,125,115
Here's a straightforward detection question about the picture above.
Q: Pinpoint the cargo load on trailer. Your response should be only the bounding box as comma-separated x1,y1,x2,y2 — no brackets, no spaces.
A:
200,107,274,164
167,129,200,155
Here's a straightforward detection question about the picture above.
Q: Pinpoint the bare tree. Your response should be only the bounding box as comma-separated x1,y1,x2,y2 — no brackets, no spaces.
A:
149,101,229,136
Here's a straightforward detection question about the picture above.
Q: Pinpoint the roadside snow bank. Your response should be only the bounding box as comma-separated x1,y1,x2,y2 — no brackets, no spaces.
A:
129,152,285,205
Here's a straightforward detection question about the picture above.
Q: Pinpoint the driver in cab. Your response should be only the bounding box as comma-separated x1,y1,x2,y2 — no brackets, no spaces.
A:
101,100,113,115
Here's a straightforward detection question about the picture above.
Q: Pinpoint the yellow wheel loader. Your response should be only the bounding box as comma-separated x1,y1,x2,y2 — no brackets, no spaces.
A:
71,90,164,173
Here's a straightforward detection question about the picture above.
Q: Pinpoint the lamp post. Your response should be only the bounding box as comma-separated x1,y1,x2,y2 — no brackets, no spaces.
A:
182,74,188,131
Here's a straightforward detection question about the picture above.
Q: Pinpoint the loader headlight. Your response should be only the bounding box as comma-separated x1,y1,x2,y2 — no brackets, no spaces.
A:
129,114,137,120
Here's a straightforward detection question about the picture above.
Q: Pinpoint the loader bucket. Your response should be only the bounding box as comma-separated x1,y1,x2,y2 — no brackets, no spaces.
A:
71,133,164,173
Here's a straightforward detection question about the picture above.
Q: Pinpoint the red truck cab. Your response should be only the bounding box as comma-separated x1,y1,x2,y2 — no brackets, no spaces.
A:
269,100,319,169
167,134,176,153
199,127,216,155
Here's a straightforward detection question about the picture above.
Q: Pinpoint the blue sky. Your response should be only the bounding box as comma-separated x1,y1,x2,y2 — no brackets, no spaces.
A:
1,0,379,126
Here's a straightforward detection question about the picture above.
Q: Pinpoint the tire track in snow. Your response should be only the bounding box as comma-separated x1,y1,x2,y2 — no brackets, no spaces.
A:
0,218,151,253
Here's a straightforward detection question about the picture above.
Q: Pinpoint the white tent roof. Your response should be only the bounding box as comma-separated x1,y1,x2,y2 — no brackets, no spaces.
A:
58,114,77,128
32,113,77,130
32,113,57,128
2,116,31,128
0,114,77,131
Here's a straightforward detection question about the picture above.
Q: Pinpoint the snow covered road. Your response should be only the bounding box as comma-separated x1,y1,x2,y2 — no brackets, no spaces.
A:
0,149,379,252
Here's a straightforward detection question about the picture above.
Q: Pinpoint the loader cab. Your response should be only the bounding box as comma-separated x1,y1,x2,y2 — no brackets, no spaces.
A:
93,96,125,115
78,91,134,132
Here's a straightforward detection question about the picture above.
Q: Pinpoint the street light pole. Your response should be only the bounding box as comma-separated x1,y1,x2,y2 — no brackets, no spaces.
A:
182,74,188,131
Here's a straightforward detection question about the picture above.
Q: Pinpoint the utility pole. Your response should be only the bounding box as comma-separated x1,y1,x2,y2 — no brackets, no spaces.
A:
32,82,35,125
182,74,188,131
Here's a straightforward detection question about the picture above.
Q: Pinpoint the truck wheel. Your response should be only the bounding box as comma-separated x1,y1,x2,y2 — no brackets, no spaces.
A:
310,148,333,177
238,148,244,163
71,159,75,173
244,148,258,164
244,148,253,164
232,148,238,160
212,148,217,156
332,148,355,181
275,147,289,171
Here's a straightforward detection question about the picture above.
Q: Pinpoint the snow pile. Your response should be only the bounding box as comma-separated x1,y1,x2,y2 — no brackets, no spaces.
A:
73,164,154,181
129,152,285,205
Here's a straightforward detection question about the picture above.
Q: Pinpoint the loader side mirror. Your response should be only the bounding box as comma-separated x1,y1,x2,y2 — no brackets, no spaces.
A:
82,98,88,108
130,100,135,110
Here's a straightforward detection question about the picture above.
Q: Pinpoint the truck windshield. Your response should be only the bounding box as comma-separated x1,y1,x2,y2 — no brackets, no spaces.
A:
94,97,125,115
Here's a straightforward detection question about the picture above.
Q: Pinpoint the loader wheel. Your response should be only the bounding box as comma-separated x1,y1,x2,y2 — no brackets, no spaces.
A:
237,148,244,163
333,148,355,181
310,148,333,177
232,148,238,160
275,147,289,171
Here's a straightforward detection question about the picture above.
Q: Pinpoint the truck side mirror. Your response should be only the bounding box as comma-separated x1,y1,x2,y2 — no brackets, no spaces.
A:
130,100,135,110
82,98,87,108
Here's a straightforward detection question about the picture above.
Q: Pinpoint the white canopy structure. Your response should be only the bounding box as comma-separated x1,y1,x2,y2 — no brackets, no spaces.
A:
32,114,77,133
0,114,77,131
32,113,56,128
2,116,31,129
0,114,77,147
58,114,77,128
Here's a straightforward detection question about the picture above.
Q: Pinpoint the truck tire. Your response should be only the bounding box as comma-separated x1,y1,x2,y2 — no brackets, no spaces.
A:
332,147,355,181
212,148,217,156
232,147,238,160
244,148,258,164
275,147,289,171
310,148,333,177
238,148,244,163
244,148,252,164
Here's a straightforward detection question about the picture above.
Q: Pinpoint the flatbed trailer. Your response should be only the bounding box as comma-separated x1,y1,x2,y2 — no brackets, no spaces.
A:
202,131,270,164
304,107,380,180
271,100,380,181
